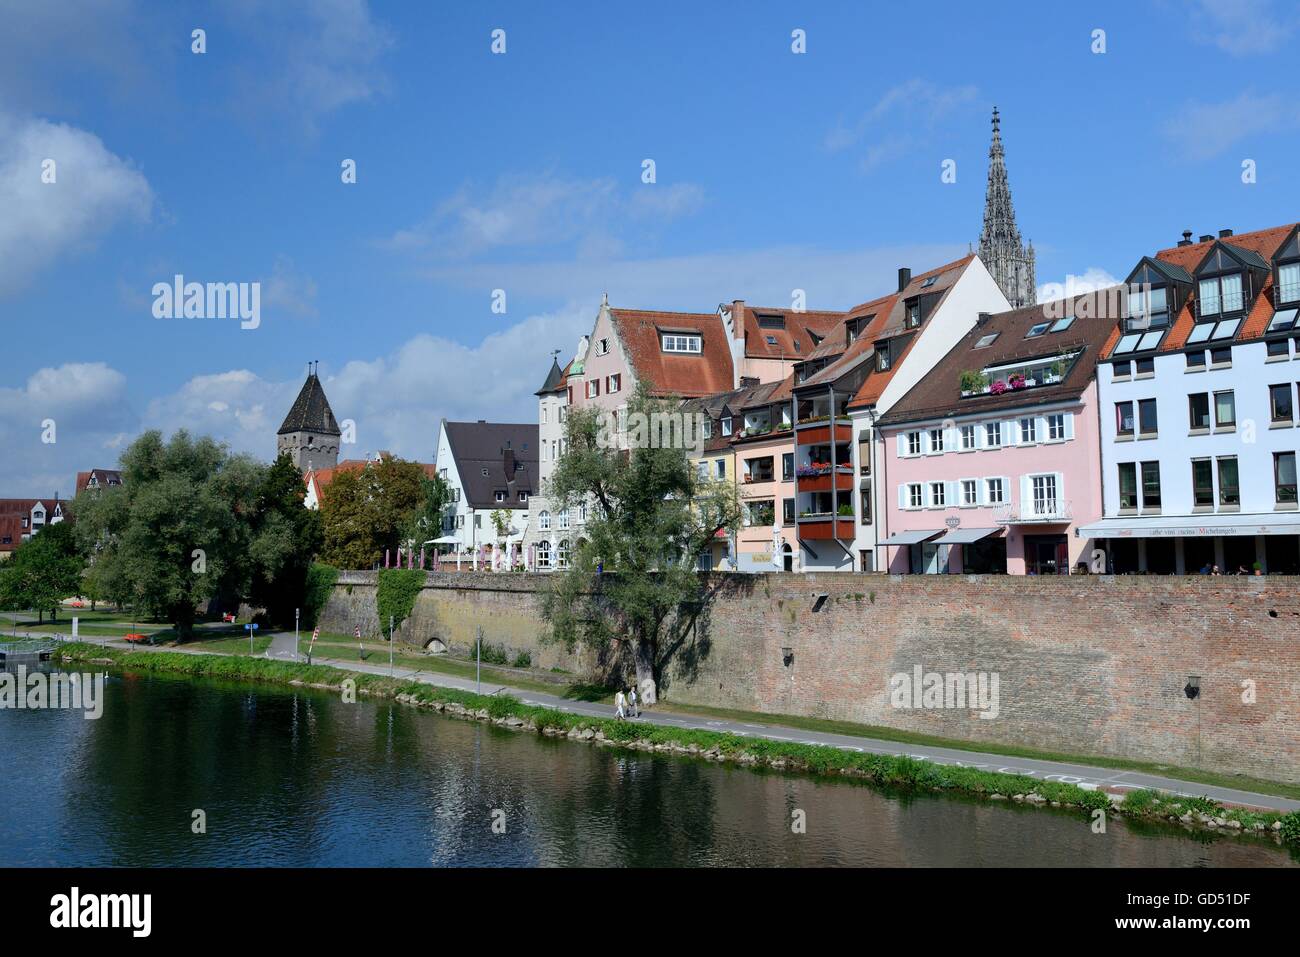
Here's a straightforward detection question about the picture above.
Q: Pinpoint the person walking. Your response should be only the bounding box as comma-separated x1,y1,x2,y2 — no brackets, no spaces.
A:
628,685,639,718
614,689,626,719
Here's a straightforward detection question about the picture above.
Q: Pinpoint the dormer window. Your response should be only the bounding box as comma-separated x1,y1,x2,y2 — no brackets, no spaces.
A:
1198,272,1243,318
661,333,701,353
765,335,777,345
905,301,921,329
721,415,733,437
1127,283,1169,330
876,340,892,371
756,312,785,330
1279,262,1300,305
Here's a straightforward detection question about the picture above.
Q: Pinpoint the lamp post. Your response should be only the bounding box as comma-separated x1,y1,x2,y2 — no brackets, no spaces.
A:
476,625,482,693
389,615,394,677
294,607,299,662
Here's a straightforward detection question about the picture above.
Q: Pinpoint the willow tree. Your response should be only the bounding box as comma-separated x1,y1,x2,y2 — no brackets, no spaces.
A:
541,388,741,703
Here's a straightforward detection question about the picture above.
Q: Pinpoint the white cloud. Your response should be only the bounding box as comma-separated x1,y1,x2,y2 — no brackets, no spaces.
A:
0,362,135,496
1162,92,1298,161
385,173,706,259
1189,0,1297,55
0,110,153,296
825,79,979,170
260,257,319,319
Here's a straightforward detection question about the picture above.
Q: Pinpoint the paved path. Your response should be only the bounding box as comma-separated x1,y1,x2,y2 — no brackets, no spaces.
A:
265,630,299,662
35,628,1300,813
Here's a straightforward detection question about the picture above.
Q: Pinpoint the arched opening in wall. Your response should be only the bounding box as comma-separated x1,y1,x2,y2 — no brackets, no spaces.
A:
782,543,793,572
424,637,447,654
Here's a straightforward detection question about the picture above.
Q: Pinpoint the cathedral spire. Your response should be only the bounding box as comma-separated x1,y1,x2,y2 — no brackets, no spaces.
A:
978,106,1036,308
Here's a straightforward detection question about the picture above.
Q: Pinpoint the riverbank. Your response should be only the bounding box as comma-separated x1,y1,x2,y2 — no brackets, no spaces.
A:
57,642,1300,849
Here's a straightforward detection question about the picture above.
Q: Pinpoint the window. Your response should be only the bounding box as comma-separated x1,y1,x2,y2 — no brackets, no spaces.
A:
1025,321,1050,338
1267,339,1290,358
1019,417,1037,443
961,479,978,506
906,431,922,455
1135,357,1154,376
1188,393,1210,430
587,379,600,398
1049,315,1075,333
928,482,946,507
537,540,551,568
765,335,778,345
1140,461,1161,509
456,515,464,528
1192,459,1214,507
876,340,892,371
1118,463,1138,509
1128,283,1169,329
519,492,528,503
721,416,732,436
984,422,1002,447
1112,360,1132,379
1047,414,1065,441
1276,451,1298,504
906,301,921,328
1138,398,1158,436
702,418,712,438
495,491,505,502
907,483,923,509
746,499,775,526
1280,263,1300,304
1218,456,1240,506
783,497,796,525
782,452,794,481
928,428,945,453
960,424,977,450
1198,272,1243,317
715,459,726,480
1210,346,1232,367
558,509,570,530
556,540,570,569
1186,350,1206,369
577,503,586,523
746,456,774,482
661,334,702,353
538,510,550,531
607,373,621,394
595,338,609,356
1269,383,1294,424
974,332,999,349
1214,391,1236,428
696,461,709,481
985,478,1005,504
1030,474,1058,516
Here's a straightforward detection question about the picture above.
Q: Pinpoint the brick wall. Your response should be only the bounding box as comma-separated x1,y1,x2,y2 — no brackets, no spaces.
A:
319,570,1300,783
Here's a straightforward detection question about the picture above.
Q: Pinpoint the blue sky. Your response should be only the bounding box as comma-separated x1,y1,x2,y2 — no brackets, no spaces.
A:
2,0,1298,495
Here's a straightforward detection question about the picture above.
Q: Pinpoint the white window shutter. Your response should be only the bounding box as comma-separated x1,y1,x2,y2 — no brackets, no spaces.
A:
1064,412,1075,440
1008,419,1019,445
1019,475,1030,509
896,433,905,457
1036,416,1048,442
898,484,908,509
946,480,958,506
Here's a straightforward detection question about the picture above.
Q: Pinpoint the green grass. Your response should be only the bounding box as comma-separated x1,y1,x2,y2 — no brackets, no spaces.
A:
174,634,275,656
53,641,1300,847
653,699,1300,803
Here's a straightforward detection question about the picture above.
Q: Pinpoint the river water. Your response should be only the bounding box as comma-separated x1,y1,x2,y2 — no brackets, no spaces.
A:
1,667,1294,867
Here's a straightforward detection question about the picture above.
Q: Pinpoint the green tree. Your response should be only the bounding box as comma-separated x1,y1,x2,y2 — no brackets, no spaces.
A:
541,388,742,703
319,456,429,569
249,452,323,627
401,471,452,553
0,521,85,622
71,430,266,639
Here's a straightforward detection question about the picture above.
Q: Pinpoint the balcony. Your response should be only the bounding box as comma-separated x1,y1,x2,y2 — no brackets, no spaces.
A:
796,416,852,445
993,500,1073,525
796,513,855,540
796,464,854,493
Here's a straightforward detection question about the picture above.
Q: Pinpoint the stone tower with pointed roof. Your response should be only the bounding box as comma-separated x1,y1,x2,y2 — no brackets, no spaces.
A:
277,362,342,472
978,107,1036,309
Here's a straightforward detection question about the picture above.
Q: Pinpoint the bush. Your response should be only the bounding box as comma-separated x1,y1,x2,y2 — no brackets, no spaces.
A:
302,563,339,627
376,568,424,633
512,650,532,669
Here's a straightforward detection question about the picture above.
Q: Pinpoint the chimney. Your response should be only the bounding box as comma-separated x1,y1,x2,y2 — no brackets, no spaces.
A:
1177,230,1193,247
977,312,991,326
503,446,516,477
898,267,911,292
731,300,745,340
1199,234,1214,243
1218,228,1233,238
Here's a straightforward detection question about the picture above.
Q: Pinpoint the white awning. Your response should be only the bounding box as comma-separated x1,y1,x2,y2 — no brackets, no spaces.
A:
427,535,461,544
880,528,944,546
1077,513,1300,539
936,526,1002,545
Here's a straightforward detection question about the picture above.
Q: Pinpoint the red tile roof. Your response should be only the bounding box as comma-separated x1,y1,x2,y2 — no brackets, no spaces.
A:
608,308,735,397
731,304,848,360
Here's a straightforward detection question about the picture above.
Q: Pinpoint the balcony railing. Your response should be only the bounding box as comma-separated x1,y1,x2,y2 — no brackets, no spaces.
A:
993,500,1073,524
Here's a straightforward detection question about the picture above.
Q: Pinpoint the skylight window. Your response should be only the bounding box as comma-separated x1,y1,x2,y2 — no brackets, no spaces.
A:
974,332,999,349
1049,315,1075,332
1025,321,1050,338
1267,308,1298,332
1113,333,1142,355
1137,331,1164,351
1186,322,1214,344
765,335,778,345
1209,317,1241,341
920,275,938,288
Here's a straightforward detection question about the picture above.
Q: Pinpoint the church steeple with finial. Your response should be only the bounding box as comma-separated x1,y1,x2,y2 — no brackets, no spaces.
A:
978,107,1036,308
277,361,342,473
